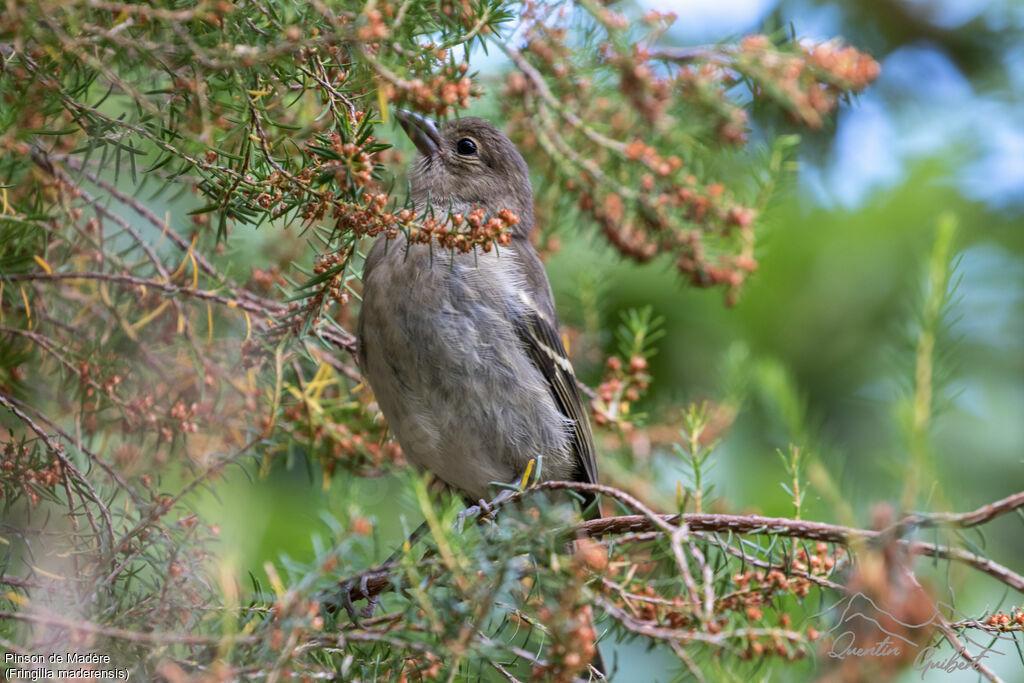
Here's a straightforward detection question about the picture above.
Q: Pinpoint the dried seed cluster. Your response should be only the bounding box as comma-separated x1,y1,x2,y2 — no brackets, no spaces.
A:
502,7,878,302
986,608,1024,629
592,353,652,429
0,441,62,506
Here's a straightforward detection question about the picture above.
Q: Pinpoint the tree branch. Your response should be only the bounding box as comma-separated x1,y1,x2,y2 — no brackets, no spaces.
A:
337,483,1024,604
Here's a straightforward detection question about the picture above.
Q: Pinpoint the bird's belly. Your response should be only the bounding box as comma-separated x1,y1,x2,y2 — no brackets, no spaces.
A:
361,246,574,501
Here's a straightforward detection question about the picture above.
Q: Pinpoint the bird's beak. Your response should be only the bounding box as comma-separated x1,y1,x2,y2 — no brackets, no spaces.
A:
396,109,442,158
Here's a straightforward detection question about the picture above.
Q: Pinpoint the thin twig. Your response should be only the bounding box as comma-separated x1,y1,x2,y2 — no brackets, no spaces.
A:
0,608,259,645
329,483,1024,603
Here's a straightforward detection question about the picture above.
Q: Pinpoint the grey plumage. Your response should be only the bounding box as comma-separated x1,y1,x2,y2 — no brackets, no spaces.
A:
357,112,599,508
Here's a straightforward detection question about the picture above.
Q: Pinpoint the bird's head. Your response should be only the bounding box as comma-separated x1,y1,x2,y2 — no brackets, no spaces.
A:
396,111,534,237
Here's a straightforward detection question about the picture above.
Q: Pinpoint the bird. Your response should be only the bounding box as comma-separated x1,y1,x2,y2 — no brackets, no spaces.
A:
353,113,606,676
357,110,600,519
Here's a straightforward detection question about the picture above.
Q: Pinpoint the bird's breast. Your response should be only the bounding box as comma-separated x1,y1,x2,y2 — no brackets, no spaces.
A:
358,240,574,500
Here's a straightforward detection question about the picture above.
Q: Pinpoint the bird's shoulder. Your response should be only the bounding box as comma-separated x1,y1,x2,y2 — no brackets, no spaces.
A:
507,236,558,322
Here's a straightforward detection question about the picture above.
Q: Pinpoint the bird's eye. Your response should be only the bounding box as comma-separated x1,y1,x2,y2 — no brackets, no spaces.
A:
456,138,478,156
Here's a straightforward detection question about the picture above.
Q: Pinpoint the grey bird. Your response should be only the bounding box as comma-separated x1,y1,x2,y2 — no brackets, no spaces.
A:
357,111,600,517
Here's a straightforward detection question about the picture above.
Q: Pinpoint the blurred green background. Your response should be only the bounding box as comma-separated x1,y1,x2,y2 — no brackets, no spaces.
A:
186,1,1022,679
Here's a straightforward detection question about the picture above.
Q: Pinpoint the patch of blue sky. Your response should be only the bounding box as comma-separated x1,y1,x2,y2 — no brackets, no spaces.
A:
647,0,777,43
820,42,1024,210
469,1,1024,209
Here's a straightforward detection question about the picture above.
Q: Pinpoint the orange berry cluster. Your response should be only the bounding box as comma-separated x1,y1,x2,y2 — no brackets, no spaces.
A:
312,248,352,307
335,194,518,253
986,608,1024,629
793,542,841,578
279,399,405,477
804,39,881,91
734,34,881,129
606,44,673,124
248,266,284,294
592,353,650,428
502,11,879,302
160,398,203,444
326,131,376,188
0,441,63,506
382,60,475,118
416,207,517,253
531,603,599,683
169,400,200,437
121,392,158,434
597,541,840,660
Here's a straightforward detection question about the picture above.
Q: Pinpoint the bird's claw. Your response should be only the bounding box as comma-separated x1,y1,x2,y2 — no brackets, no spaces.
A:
358,574,379,620
331,574,379,625
455,490,519,531
335,580,362,627
456,504,481,532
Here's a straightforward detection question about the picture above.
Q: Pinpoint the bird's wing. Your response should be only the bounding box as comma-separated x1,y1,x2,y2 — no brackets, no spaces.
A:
512,242,599,512
355,239,387,370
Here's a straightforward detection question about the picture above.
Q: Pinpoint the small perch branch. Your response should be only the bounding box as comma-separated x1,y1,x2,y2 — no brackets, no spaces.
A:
337,483,1024,604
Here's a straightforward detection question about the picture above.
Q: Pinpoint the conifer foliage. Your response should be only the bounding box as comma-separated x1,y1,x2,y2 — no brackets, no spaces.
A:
3,2,1019,681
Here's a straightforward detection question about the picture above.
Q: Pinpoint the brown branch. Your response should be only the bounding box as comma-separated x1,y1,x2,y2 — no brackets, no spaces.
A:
1,574,39,590
54,154,336,344
582,510,868,542
295,56,357,121
5,268,360,361
645,45,736,64
83,0,200,22
692,530,847,591
0,392,115,544
595,594,805,647
31,150,172,285
106,437,263,560
337,483,1024,605
564,482,1024,592
891,490,1024,531
1,392,144,505
908,542,1024,593
934,618,1002,683
0,326,131,409
501,42,628,156
0,608,258,645
946,619,1024,633
4,271,272,316
62,157,221,281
